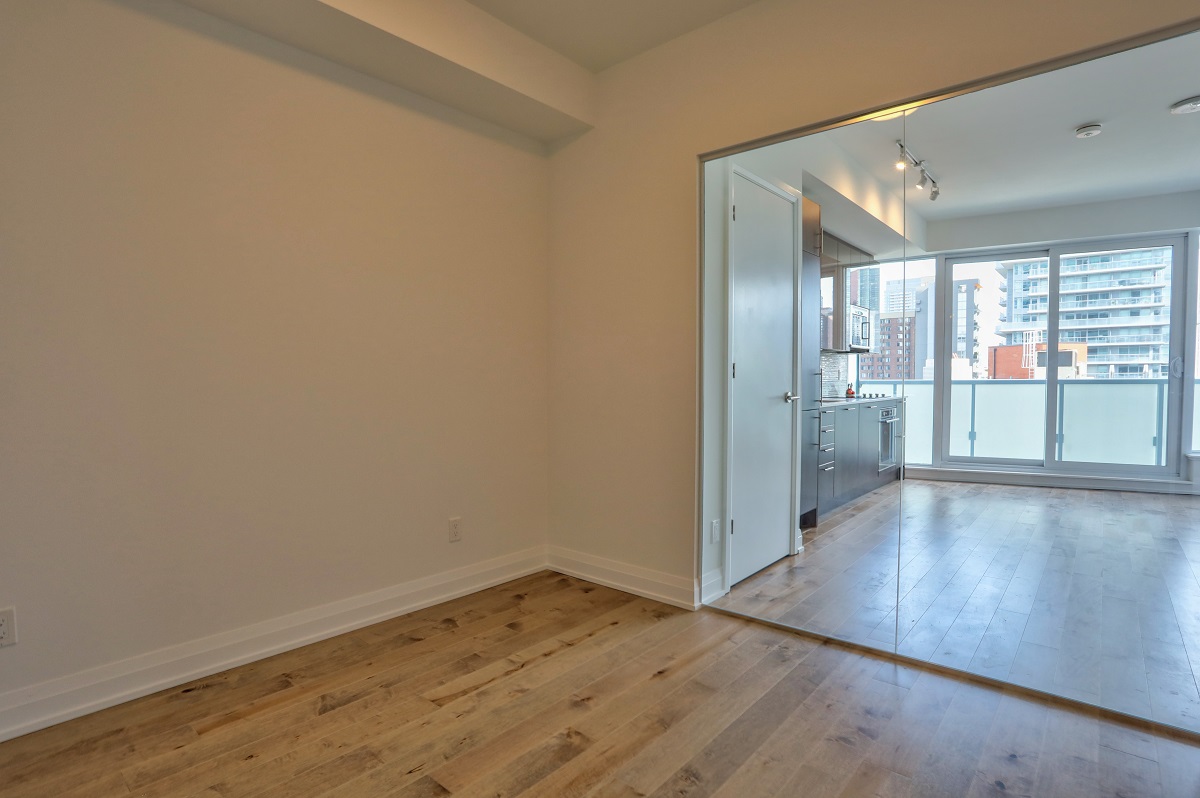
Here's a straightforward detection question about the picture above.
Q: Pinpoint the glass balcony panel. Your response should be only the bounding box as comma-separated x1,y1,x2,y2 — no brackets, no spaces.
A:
948,383,970,456
1059,381,1163,466
902,381,934,465
862,379,1173,466
974,381,1047,459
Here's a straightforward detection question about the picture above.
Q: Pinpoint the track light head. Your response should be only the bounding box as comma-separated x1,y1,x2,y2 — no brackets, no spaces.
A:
895,141,908,170
915,168,928,190
930,183,940,201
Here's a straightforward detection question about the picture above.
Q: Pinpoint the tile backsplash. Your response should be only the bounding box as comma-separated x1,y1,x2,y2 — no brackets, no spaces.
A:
820,351,849,397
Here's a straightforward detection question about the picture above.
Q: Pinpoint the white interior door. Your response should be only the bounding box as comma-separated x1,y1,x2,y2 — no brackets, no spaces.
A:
728,169,797,585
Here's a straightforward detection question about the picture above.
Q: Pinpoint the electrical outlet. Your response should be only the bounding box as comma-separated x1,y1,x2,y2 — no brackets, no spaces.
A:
0,607,16,648
710,519,720,544
448,517,463,543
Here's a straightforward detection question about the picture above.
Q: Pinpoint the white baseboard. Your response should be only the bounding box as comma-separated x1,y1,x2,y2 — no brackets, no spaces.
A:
701,568,726,605
0,544,706,744
546,546,698,611
0,546,548,744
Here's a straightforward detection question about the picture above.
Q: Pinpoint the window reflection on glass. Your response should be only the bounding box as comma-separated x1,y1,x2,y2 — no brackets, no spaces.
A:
853,258,935,464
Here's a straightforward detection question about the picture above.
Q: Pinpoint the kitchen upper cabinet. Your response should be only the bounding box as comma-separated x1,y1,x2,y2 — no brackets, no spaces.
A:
820,231,872,270
802,198,821,257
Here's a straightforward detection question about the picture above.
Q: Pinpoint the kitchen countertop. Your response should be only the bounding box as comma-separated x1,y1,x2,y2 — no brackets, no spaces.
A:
816,396,905,407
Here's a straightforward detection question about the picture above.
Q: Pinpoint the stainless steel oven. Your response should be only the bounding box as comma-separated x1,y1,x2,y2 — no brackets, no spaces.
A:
879,406,898,471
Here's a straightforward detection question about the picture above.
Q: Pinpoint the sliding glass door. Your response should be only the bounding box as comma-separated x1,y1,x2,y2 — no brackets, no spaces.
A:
1053,243,1181,470
945,254,1049,464
941,237,1187,477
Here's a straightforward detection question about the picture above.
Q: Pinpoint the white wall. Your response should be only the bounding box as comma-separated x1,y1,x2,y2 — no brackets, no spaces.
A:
0,0,550,736
546,0,1200,590
927,190,1200,253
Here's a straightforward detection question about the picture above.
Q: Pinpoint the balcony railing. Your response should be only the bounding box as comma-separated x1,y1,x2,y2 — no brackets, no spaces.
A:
1060,334,1169,345
1085,353,1167,364
1059,295,1166,310
857,378,1198,467
1057,316,1166,329
1061,276,1166,292
1061,256,1168,273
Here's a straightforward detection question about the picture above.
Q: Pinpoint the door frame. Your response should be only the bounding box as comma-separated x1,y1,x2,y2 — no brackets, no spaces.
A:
722,163,802,594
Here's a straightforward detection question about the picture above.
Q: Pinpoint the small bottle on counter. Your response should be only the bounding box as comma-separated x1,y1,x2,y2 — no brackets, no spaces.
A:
845,383,855,398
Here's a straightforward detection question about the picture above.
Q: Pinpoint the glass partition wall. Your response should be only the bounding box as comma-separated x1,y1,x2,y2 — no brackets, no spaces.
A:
701,28,1200,738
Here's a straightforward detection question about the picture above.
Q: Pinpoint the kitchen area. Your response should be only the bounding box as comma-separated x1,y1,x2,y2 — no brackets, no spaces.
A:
797,195,904,530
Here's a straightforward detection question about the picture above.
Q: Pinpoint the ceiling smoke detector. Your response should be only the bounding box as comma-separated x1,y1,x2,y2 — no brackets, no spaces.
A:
1075,124,1103,139
1169,96,1200,115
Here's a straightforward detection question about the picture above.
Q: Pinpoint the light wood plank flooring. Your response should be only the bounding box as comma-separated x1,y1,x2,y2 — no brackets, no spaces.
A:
2,570,1199,797
713,479,1200,736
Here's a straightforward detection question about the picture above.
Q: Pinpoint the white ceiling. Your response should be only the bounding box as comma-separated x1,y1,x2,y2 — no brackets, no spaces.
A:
456,3,1199,237
813,30,1200,223
461,0,763,72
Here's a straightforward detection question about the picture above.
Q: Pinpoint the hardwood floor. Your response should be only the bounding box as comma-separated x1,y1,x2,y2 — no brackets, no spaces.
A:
3,570,1199,796
713,479,1200,736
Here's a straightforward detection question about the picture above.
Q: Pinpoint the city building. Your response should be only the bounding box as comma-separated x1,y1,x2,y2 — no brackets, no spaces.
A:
995,248,1172,378
847,264,880,311
988,341,1089,379
857,311,919,380
951,278,983,376
857,274,979,381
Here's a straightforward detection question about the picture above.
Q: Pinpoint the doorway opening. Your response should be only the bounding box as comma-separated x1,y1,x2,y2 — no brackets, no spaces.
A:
698,27,1200,738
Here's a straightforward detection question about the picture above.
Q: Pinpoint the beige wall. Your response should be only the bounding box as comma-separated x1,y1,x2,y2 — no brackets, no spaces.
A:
0,0,549,696
547,0,1200,581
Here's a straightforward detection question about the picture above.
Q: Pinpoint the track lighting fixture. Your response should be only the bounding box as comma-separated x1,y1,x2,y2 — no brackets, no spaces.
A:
1170,96,1200,115
895,141,941,201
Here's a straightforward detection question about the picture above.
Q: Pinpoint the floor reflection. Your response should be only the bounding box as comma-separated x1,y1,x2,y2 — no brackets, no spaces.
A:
712,480,1200,735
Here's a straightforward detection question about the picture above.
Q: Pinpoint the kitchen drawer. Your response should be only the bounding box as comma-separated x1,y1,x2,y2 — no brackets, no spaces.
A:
817,462,836,508
818,408,836,444
817,441,835,466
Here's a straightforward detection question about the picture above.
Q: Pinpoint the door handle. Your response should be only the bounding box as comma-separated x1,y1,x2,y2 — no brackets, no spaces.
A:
784,392,800,403
1171,356,1184,378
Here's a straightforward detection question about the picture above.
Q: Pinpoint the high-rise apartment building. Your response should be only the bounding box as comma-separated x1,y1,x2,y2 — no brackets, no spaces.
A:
847,267,880,313
857,312,920,380
995,247,1171,378
951,279,982,375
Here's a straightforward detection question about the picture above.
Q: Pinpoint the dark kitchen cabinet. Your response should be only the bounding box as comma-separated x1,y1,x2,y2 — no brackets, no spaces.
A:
811,399,902,518
834,406,860,497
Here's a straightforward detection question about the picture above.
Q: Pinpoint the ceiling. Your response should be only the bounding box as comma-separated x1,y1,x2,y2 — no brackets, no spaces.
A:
461,0,763,72
451,3,1199,235
811,30,1200,224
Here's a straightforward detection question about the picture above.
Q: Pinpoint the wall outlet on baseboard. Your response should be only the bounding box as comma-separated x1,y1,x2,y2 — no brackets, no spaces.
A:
711,519,720,544
0,607,16,647
448,517,463,543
